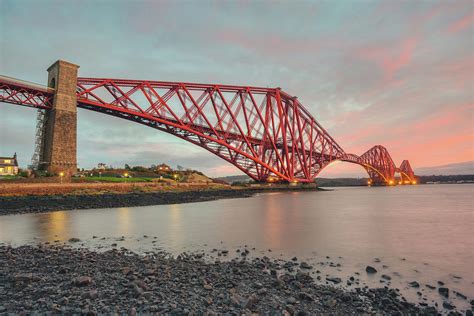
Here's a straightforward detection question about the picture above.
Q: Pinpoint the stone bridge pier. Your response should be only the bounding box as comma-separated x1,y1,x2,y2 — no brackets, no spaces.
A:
40,60,79,178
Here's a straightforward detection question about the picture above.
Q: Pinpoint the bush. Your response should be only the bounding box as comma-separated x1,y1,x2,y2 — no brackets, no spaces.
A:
18,170,29,177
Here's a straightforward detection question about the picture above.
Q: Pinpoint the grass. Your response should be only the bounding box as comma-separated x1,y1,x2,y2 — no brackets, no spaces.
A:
0,175,23,180
80,176,155,183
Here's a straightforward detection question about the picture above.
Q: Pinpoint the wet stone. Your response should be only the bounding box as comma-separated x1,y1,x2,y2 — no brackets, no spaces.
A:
365,266,377,274
442,301,454,310
300,262,312,269
74,276,92,287
326,277,342,284
438,287,449,298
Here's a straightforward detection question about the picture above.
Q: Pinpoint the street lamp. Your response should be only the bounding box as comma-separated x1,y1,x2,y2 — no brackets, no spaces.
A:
59,172,64,184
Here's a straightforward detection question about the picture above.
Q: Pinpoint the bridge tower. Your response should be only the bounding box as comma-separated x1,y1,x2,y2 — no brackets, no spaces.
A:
40,60,79,178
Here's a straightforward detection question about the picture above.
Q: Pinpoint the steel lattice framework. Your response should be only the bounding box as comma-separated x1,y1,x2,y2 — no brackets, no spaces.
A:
0,76,53,109
399,160,416,184
0,75,416,184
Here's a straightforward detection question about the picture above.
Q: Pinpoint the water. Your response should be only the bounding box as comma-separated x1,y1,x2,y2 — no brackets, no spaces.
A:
0,184,473,311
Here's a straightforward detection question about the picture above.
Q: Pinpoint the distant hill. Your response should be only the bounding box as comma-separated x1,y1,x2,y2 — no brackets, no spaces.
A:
315,178,367,187
214,175,251,184
415,161,474,175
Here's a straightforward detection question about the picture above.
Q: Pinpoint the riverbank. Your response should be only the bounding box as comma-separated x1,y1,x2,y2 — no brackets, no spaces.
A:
0,244,444,314
0,186,322,216
0,181,229,196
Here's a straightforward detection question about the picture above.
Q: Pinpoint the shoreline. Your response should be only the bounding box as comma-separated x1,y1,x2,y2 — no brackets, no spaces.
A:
0,244,444,314
0,186,323,216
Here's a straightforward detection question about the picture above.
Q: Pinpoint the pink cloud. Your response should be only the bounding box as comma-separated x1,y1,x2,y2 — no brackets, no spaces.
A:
329,98,474,171
440,55,474,90
358,36,419,82
448,13,474,33
382,37,417,80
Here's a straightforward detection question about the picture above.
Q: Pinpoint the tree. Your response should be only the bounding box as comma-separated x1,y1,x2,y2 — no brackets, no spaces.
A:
124,164,131,170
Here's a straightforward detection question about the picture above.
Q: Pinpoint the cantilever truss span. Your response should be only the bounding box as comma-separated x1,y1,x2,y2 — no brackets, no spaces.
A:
0,75,416,184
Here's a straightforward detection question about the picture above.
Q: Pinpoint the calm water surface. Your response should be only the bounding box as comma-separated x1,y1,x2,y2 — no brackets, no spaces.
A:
0,184,473,311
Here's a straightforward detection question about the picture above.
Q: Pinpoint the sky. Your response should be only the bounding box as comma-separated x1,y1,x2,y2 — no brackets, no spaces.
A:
0,0,473,178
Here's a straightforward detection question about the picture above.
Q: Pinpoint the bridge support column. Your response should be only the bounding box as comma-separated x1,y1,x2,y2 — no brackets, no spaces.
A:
40,60,79,178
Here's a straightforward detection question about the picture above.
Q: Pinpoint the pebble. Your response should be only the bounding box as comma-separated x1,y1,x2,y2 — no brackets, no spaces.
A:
438,287,449,298
381,274,391,280
74,276,92,287
442,301,454,310
365,266,377,274
326,277,342,284
454,291,466,299
300,262,312,269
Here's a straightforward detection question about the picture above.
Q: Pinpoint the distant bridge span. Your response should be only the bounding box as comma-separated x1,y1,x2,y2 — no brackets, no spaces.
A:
0,61,415,184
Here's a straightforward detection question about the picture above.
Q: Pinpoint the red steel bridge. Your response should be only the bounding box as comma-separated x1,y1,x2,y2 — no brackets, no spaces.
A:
0,66,416,185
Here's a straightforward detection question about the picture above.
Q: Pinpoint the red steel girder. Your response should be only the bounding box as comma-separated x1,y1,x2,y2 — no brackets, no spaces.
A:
0,76,53,109
75,77,346,182
398,160,416,183
0,75,416,184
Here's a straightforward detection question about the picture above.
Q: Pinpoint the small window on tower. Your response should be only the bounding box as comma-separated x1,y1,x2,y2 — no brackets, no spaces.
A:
50,78,56,88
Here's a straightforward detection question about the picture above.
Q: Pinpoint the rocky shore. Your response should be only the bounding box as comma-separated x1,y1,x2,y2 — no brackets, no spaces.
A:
0,187,321,216
0,244,454,314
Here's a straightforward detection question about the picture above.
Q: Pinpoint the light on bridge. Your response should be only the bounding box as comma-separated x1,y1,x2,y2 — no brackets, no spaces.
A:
388,180,394,185
412,181,417,185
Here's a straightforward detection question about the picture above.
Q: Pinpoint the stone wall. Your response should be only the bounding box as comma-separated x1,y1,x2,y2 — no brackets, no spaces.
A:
41,60,79,178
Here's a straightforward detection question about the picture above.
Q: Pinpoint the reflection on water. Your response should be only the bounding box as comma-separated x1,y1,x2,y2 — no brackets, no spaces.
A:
168,204,184,246
118,208,131,236
0,184,473,310
44,211,70,241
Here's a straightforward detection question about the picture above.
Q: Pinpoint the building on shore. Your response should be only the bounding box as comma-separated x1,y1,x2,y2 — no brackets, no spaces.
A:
0,153,19,176
156,163,171,172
